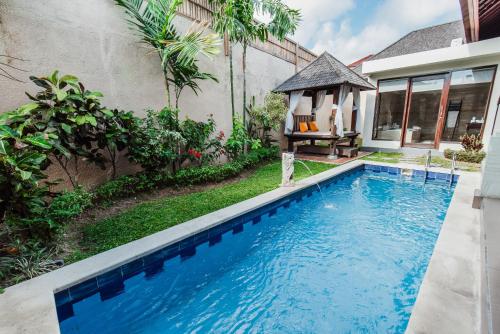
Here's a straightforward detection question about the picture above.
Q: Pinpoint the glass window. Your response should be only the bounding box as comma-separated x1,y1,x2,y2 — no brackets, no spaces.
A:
406,76,444,145
441,67,495,142
373,79,408,141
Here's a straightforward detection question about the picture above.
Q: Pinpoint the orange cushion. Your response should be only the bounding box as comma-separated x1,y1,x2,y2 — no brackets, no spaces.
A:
308,121,319,132
299,122,308,132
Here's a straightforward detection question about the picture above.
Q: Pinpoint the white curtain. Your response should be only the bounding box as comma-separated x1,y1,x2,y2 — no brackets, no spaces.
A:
285,90,304,135
335,85,350,137
312,90,327,114
352,88,361,132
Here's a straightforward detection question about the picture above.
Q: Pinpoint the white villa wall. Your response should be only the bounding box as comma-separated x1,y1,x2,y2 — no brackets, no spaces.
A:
0,0,301,187
360,37,500,152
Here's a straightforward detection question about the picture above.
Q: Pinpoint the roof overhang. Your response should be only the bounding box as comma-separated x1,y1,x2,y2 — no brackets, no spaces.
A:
460,0,500,42
362,36,500,76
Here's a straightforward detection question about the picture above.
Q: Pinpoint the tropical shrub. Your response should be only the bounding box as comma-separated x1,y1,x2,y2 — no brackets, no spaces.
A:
2,71,137,186
115,0,220,107
47,187,94,224
444,148,486,163
128,108,185,173
460,134,483,152
0,124,52,224
95,146,279,202
225,117,261,159
247,93,287,146
181,116,224,165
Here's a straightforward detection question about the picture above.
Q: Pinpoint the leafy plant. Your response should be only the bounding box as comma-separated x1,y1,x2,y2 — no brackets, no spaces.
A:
181,116,224,165
0,124,52,224
444,148,486,163
225,116,261,159
115,0,221,107
247,92,287,146
2,71,137,186
128,108,185,172
460,134,483,152
48,187,94,224
0,241,61,286
210,0,300,124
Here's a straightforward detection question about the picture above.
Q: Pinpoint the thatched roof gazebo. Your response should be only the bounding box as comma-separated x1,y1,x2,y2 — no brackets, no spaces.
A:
274,52,375,158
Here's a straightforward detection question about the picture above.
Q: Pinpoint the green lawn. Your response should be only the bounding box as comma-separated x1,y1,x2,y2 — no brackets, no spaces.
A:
361,152,403,164
68,160,335,262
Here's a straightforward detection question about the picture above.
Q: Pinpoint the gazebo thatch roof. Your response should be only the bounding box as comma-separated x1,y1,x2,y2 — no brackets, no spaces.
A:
274,52,375,92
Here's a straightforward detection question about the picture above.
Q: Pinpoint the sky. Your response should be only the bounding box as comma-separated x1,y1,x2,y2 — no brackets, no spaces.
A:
274,0,462,65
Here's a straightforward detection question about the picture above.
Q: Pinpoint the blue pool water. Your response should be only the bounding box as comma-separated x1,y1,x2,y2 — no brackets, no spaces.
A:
58,166,456,334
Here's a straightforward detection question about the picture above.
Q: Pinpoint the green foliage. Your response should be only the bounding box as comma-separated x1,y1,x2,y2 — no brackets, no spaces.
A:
2,71,137,187
247,93,287,146
95,146,278,202
209,0,300,121
460,133,483,152
128,108,185,172
0,124,52,225
444,148,486,163
225,117,261,159
0,241,60,286
48,187,94,224
73,158,332,259
115,0,220,107
181,116,224,165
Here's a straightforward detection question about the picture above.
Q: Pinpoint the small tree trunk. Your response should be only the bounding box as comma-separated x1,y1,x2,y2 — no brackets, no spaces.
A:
229,43,235,124
54,155,77,188
242,42,247,126
242,42,248,154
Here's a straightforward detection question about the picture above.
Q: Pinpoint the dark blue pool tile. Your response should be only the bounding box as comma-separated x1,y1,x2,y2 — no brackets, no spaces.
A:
283,201,291,209
268,208,277,217
121,258,144,280
453,175,459,182
99,281,125,301
160,244,180,260
413,170,426,177
436,172,448,180
426,172,436,180
380,166,388,172
252,216,261,225
179,236,196,251
180,246,196,259
54,290,71,306
97,268,122,289
69,277,98,302
233,223,243,234
56,303,74,322
208,234,222,246
194,230,210,245
144,250,167,266
387,167,400,175
144,261,164,279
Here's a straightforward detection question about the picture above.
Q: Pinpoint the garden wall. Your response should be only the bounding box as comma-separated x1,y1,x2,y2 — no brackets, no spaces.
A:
0,0,313,188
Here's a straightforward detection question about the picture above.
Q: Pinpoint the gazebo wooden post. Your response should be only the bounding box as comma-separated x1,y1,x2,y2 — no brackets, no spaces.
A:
311,90,317,146
329,86,341,159
287,92,294,153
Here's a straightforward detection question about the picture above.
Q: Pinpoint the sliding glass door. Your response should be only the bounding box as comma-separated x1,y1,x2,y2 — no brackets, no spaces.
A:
404,75,445,147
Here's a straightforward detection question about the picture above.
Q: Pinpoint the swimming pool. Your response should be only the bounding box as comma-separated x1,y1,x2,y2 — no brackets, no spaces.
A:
56,165,457,333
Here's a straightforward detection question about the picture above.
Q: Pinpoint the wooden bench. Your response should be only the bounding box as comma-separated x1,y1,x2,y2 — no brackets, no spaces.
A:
286,113,359,158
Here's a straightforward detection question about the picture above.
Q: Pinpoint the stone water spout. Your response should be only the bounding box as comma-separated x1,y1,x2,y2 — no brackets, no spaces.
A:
281,152,295,187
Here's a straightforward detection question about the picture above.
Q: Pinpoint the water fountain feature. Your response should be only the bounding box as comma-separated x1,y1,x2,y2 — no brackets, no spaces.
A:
281,153,334,209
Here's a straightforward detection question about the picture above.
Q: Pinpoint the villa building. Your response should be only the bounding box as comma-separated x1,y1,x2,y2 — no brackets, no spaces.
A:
357,2,500,153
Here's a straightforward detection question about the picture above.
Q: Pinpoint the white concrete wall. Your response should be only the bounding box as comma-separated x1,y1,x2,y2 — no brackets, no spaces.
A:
359,39,500,152
0,0,299,186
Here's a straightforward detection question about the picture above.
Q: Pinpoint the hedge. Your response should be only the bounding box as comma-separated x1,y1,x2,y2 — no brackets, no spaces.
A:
94,146,280,203
444,148,486,164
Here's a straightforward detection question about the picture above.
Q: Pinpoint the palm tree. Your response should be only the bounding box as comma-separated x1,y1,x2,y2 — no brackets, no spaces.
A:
210,0,300,126
115,0,221,107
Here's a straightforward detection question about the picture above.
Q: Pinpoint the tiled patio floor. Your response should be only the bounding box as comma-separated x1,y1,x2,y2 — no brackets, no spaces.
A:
294,151,372,165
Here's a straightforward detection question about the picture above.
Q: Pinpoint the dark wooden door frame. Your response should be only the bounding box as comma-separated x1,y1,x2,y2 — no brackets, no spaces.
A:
401,74,448,149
